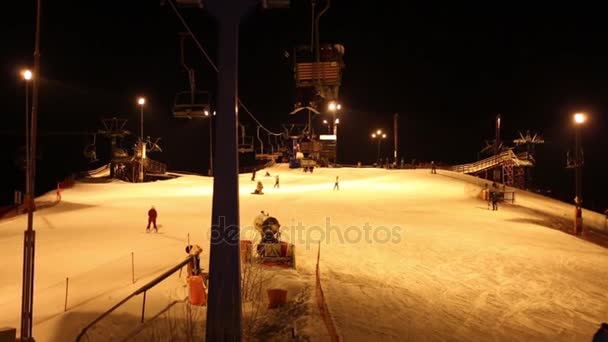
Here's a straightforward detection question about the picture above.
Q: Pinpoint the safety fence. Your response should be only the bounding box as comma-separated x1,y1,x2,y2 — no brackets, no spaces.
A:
75,257,193,342
0,246,185,335
315,243,340,342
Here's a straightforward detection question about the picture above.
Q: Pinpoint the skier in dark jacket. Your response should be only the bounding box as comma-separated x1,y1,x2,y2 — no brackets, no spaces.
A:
273,175,280,189
147,206,158,232
490,182,499,211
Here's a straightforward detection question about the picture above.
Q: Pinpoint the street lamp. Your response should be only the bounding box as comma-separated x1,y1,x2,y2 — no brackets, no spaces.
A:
137,97,146,182
327,101,341,164
573,112,586,235
21,70,33,203
371,129,387,165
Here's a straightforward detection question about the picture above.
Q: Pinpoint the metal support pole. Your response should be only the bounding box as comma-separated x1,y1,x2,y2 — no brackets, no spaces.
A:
25,81,30,201
377,139,381,164
141,291,146,323
394,113,398,166
205,1,253,340
574,124,583,235
64,277,69,312
209,114,213,176
493,114,501,182
139,105,144,183
333,117,338,165
131,252,135,284
21,0,41,340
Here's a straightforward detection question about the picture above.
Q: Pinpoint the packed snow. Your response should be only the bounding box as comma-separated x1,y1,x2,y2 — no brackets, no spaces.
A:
0,164,607,341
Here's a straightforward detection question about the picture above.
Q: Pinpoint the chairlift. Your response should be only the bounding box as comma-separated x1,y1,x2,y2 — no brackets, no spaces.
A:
173,32,212,119
238,124,254,153
83,134,98,162
173,91,211,119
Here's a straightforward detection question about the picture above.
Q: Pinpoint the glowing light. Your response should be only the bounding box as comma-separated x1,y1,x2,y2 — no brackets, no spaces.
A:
137,97,146,105
371,133,376,138
328,102,336,111
204,110,209,116
22,69,33,81
376,129,381,135
574,113,586,124
382,133,387,138
335,118,340,124
323,119,328,124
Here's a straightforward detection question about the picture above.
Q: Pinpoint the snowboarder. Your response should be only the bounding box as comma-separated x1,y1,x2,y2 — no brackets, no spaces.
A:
431,161,437,174
265,171,271,177
185,244,202,276
273,175,280,189
253,181,264,195
251,169,257,181
333,176,340,191
593,322,608,342
147,206,158,232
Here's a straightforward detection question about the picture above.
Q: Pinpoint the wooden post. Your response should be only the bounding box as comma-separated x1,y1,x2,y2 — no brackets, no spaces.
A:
131,252,135,284
64,277,69,312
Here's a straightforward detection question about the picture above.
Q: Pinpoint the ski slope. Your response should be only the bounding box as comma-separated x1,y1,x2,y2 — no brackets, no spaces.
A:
0,165,607,341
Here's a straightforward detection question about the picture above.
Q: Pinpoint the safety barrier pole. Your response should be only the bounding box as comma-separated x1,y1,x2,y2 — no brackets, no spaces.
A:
141,291,147,323
64,277,69,312
131,252,135,284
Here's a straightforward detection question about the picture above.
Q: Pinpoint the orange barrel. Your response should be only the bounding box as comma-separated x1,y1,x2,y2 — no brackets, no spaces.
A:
267,288,287,309
188,275,207,306
240,240,252,264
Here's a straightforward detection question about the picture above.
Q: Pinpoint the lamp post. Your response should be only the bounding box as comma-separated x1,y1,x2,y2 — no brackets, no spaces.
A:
328,101,341,164
22,70,32,200
21,1,41,340
573,112,586,235
371,129,387,165
137,97,146,183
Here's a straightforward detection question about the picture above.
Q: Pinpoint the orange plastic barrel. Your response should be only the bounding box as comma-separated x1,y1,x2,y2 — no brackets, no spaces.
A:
267,288,287,309
188,275,207,306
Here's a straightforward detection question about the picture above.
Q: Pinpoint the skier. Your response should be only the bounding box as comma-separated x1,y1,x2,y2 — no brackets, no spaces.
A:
273,175,280,189
431,161,437,174
333,176,340,191
147,206,158,232
185,244,203,276
265,171,271,177
490,182,499,211
251,169,257,181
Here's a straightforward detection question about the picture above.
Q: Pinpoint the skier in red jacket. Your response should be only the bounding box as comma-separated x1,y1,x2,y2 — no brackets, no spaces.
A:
147,206,158,232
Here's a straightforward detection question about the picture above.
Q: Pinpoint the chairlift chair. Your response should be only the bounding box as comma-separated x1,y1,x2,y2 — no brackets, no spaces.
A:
172,91,211,119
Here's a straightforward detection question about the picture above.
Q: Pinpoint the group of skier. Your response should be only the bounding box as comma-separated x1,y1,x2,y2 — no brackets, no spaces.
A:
251,169,340,194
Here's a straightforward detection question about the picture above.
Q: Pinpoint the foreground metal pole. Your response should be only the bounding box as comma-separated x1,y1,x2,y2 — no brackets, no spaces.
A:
21,0,41,340
205,1,255,340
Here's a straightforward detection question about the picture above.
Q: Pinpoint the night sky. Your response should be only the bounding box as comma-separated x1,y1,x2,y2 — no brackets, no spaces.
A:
2,1,607,210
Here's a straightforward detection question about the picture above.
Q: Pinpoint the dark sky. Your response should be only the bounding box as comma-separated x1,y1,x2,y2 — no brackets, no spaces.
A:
2,1,607,209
